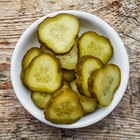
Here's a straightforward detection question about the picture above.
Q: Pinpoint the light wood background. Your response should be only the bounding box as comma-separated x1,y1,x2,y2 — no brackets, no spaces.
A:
0,0,140,139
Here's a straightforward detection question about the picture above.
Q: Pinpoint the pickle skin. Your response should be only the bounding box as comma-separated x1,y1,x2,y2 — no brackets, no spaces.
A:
38,13,80,54
44,88,84,124
88,64,121,106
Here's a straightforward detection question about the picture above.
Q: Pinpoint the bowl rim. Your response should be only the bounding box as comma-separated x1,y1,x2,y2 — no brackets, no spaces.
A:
11,10,129,129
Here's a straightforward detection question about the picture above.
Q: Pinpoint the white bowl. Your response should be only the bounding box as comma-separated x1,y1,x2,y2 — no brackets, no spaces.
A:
11,10,129,128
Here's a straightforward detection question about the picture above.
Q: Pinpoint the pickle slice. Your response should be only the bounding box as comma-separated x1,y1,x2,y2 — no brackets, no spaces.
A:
24,53,62,93
31,92,52,109
79,96,97,114
76,56,103,97
62,69,75,82
53,81,69,98
70,80,80,96
38,13,79,54
57,37,78,70
88,64,121,106
22,47,41,70
78,32,113,64
20,70,25,85
40,45,52,54
70,80,97,114
44,88,84,124
40,37,78,70
62,81,70,89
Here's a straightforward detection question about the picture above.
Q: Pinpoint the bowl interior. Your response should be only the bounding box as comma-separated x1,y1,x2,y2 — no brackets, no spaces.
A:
11,10,129,128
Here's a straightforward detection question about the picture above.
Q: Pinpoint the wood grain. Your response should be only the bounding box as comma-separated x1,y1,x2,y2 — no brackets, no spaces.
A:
0,0,140,139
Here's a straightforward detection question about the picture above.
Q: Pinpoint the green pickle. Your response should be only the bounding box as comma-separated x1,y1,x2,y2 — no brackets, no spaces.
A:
88,64,121,106
40,37,78,70
75,55,103,97
62,69,75,82
20,47,41,85
40,45,52,54
20,70,25,85
31,92,52,109
38,13,79,54
62,81,70,89
69,80,81,96
53,81,69,98
24,53,62,93
70,80,97,114
44,88,84,124
22,47,41,70
78,31,113,64
80,96,97,115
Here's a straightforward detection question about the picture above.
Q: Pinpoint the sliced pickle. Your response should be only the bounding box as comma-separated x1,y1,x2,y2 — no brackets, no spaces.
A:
31,92,52,109
75,56,103,97
44,88,84,124
57,37,78,70
88,64,121,106
62,81,70,88
62,69,75,82
79,96,97,114
22,47,41,70
40,45,52,54
53,81,69,98
78,32,113,64
38,13,79,54
40,37,78,70
20,70,25,85
70,80,97,114
69,80,80,96
24,53,62,93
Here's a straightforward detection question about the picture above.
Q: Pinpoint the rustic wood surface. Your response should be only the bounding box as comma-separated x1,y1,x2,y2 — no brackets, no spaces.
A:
0,0,140,139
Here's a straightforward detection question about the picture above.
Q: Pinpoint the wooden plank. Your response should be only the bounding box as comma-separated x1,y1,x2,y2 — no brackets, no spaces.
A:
0,0,140,139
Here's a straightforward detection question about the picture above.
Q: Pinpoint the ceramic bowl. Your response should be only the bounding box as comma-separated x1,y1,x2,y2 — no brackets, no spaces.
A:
11,10,129,128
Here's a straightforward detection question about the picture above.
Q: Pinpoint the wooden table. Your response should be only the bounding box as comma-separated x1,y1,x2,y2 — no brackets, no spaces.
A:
0,0,140,139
